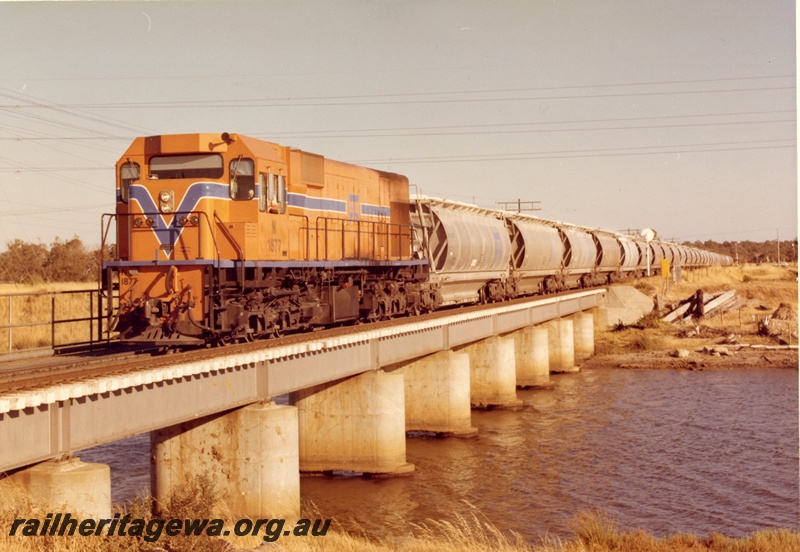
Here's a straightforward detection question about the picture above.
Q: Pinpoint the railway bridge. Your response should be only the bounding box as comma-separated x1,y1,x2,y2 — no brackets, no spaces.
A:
0,287,646,519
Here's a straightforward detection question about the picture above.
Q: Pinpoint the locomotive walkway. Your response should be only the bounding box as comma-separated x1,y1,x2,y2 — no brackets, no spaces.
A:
0,287,623,519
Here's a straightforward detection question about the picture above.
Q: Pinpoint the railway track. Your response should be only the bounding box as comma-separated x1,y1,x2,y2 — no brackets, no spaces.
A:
0,288,603,395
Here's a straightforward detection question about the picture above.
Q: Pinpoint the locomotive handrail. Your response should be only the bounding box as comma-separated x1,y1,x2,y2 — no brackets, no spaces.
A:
413,198,434,264
101,211,221,265
99,213,116,297
288,214,310,261
311,216,412,262
214,211,245,292
213,211,243,262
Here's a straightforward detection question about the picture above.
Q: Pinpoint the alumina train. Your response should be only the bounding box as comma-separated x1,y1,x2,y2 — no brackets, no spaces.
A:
101,133,732,345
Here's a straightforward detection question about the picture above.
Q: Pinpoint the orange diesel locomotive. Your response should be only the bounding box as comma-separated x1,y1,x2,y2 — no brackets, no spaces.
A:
103,133,427,345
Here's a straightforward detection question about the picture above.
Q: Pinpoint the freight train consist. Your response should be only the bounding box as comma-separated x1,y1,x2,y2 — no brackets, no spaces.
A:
101,133,732,345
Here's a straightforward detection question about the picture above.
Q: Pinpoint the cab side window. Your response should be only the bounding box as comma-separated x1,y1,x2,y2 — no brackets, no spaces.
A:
277,174,287,214
259,173,268,212
259,172,285,214
119,162,140,203
230,158,255,200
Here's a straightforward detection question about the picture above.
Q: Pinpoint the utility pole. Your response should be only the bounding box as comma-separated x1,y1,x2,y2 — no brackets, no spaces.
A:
777,228,781,265
496,199,541,213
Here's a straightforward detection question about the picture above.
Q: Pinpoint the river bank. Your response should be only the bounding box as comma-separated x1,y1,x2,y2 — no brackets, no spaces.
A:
584,345,798,370
588,264,798,371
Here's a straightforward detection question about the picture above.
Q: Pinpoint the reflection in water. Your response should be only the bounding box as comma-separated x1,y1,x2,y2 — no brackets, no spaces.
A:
83,367,799,542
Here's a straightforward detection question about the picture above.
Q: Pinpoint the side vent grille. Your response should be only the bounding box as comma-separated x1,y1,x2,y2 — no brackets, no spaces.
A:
302,152,325,188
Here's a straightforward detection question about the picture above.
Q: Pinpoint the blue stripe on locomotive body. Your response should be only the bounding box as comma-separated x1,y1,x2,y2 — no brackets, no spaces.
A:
287,192,390,218
287,193,347,214
128,182,229,248
105,259,428,269
360,203,391,217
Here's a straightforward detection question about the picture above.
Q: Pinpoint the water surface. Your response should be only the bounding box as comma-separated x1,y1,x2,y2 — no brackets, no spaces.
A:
83,367,799,541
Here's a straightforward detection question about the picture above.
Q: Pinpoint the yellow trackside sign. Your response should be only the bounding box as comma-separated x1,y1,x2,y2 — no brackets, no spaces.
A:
661,258,670,278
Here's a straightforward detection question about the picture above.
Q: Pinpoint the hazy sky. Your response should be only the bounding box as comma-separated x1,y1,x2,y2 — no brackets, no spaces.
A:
0,0,796,250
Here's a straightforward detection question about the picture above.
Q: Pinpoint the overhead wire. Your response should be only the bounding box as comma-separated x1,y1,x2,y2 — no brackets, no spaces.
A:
7,84,792,109
0,109,795,141
349,138,796,165
0,74,793,109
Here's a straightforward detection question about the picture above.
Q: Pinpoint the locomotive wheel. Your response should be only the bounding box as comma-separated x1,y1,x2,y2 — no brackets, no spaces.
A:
215,334,233,347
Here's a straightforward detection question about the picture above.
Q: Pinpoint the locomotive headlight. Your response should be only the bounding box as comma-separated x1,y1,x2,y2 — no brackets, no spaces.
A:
189,215,199,225
159,190,174,214
145,217,155,227
178,216,189,226
133,217,143,228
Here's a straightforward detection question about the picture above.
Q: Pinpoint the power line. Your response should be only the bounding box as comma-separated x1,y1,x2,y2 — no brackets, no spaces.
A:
1,72,793,85
0,167,110,172
0,82,794,110
1,139,793,173
0,110,794,142
0,88,154,136
349,138,796,165
256,109,798,136
256,119,797,140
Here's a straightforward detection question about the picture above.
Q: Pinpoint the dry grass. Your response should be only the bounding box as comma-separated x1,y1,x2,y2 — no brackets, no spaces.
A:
596,264,798,355
1,481,798,552
0,282,103,352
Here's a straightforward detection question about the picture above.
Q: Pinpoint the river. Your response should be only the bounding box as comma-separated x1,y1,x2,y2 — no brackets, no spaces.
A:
82,366,799,542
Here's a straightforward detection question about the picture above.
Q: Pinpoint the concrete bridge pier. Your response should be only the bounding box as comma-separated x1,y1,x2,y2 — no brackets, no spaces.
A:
394,350,477,437
1,457,110,518
547,318,578,373
290,370,414,475
573,311,595,363
460,336,523,408
151,401,300,519
511,326,552,388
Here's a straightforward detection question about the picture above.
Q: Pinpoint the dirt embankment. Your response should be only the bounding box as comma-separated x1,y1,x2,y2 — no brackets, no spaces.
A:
588,264,799,371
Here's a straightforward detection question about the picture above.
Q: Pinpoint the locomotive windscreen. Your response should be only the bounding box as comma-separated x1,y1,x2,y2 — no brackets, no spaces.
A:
149,154,224,179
